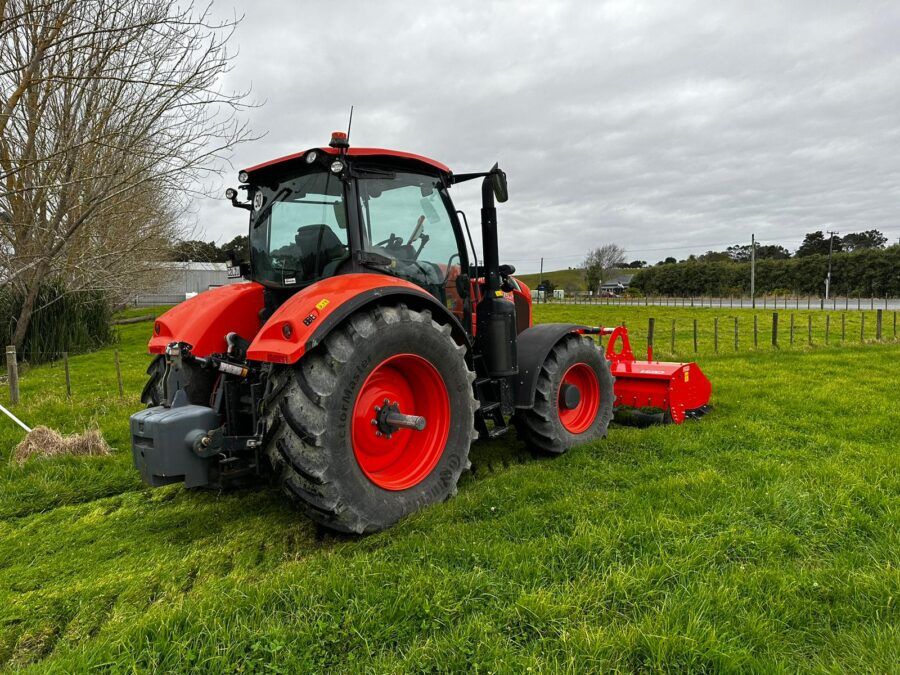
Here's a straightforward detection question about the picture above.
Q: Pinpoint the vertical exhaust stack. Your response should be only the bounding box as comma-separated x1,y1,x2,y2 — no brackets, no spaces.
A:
476,165,518,377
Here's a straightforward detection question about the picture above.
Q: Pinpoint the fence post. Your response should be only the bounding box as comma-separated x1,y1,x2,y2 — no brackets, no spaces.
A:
63,351,71,398
5,345,19,405
825,314,830,345
693,318,698,353
876,309,882,341
647,317,655,360
114,350,124,400
772,312,778,348
860,313,865,342
842,313,846,341
733,317,738,350
753,315,758,348
714,317,719,353
671,319,676,354
790,313,795,345
807,315,812,345
894,311,897,338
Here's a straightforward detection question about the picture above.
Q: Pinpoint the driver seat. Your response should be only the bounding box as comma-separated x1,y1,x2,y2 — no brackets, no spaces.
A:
295,224,347,278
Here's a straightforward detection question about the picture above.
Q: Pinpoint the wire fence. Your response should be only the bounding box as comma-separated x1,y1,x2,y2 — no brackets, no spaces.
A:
1,309,897,407
591,309,898,361
539,294,900,311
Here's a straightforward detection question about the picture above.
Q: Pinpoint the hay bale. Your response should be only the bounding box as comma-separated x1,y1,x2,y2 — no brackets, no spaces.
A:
11,425,111,466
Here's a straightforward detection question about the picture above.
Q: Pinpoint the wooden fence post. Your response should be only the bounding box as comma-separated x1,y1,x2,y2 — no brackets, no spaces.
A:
772,312,778,348
114,350,124,400
860,313,865,342
825,314,830,345
841,313,846,341
733,317,738,351
648,317,655,359
63,351,71,398
692,318,698,353
876,309,882,341
753,315,758,348
714,317,719,353
671,319,676,354
790,313,795,345
5,345,19,405
807,315,812,345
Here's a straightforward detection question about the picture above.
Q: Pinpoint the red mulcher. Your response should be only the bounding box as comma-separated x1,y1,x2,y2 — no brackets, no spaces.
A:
130,132,712,533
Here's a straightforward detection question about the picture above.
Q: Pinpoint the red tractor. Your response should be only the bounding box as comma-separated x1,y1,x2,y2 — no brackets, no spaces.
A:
131,132,710,533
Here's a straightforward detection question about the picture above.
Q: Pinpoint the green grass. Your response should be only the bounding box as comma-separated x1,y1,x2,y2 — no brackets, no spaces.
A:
1,307,898,672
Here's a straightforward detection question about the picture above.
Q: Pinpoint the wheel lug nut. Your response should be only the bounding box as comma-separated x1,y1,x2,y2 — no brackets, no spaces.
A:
370,419,377,426
376,431,382,437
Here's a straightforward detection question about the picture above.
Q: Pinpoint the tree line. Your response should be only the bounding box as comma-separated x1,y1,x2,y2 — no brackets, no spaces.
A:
630,245,900,297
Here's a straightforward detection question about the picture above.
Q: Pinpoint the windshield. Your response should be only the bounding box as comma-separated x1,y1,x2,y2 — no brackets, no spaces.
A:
249,170,349,287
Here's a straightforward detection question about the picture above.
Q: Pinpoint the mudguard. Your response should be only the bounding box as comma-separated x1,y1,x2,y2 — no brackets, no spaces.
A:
246,273,468,364
514,323,587,408
149,282,265,356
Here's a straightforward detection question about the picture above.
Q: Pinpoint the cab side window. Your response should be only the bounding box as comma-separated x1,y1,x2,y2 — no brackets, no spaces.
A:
358,172,464,295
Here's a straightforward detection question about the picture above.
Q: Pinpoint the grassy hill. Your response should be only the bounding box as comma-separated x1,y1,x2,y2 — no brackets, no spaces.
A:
516,267,586,290
516,267,638,292
1,306,898,671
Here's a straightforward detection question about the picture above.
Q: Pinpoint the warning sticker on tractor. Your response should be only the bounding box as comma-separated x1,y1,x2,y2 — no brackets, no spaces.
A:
316,298,330,310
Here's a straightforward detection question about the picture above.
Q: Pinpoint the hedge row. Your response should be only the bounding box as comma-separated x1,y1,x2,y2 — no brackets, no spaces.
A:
0,282,114,363
631,246,900,297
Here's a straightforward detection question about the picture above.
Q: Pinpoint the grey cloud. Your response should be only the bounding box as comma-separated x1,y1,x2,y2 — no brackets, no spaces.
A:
199,0,900,271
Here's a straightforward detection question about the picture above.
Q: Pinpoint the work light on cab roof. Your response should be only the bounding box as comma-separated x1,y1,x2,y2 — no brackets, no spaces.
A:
130,129,712,535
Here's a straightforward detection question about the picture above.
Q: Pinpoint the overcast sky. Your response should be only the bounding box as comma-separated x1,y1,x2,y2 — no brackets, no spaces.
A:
199,0,900,273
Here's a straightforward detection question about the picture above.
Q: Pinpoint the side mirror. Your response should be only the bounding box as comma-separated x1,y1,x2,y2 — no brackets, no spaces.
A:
490,164,508,203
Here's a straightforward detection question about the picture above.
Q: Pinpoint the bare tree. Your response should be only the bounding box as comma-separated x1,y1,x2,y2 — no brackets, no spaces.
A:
583,244,626,293
0,0,253,346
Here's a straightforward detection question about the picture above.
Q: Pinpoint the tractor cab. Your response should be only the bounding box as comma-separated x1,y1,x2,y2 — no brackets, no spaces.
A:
230,133,476,325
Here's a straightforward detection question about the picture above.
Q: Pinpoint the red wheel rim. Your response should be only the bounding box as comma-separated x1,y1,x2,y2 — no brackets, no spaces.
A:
558,363,600,434
351,353,450,491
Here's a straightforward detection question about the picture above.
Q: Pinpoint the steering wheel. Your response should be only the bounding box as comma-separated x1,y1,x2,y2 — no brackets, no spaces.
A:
407,215,426,245
375,234,404,248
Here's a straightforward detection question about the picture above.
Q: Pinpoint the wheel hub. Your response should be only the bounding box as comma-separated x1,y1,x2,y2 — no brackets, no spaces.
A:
560,383,581,410
372,399,427,439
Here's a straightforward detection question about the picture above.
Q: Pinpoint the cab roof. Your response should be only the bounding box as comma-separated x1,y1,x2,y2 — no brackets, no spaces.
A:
242,146,451,176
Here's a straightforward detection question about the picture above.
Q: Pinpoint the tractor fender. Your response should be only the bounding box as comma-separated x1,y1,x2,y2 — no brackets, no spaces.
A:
149,282,266,357
245,273,468,364
513,323,588,408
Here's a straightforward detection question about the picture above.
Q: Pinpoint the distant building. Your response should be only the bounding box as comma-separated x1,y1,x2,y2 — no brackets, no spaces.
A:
599,274,634,295
133,261,240,306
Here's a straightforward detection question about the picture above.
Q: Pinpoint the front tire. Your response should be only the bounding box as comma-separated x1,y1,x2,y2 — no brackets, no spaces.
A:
263,305,477,534
515,334,614,454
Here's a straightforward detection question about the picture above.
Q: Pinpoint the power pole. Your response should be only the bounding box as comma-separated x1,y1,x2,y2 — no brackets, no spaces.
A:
750,233,756,309
539,257,544,303
825,231,838,301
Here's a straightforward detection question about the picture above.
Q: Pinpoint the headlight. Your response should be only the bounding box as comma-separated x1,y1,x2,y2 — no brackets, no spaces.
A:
238,170,249,183
330,160,344,174
224,187,237,200
305,151,318,164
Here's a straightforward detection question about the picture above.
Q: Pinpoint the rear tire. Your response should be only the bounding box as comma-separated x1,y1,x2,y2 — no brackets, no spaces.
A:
515,334,614,454
263,305,477,534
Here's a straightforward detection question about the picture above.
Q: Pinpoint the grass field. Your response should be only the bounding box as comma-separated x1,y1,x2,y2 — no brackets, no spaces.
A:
1,304,898,672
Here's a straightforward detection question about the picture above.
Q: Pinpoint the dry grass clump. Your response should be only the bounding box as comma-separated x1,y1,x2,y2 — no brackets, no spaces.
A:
11,425,111,466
